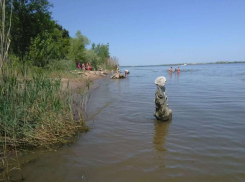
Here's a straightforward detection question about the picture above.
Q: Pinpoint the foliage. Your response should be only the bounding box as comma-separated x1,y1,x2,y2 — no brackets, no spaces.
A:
92,43,110,57
5,0,117,70
91,43,110,65
52,24,70,59
45,59,76,71
6,0,70,62
67,31,90,61
9,0,53,59
84,49,100,70
28,28,70,67
105,56,119,70
28,32,58,67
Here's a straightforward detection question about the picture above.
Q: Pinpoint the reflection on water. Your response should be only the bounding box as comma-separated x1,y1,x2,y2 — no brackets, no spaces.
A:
153,120,170,152
169,71,172,79
11,64,245,182
153,120,171,169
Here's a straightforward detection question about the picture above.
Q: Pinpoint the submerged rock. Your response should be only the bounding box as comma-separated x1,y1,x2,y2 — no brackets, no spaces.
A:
101,71,107,75
110,72,125,79
154,76,172,121
110,66,125,79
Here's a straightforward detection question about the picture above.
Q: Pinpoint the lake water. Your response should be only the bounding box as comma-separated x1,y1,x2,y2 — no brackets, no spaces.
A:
12,64,245,182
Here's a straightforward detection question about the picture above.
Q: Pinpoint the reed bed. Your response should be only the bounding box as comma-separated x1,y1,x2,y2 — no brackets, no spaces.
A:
0,66,88,180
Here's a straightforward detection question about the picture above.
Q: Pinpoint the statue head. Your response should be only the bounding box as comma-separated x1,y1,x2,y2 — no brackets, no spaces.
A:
154,76,167,88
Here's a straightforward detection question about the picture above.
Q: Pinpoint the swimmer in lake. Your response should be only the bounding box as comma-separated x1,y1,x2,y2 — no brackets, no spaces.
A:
177,67,180,71
125,70,129,78
169,66,173,72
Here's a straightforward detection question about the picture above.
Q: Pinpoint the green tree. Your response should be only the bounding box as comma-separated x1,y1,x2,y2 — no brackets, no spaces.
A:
92,43,110,57
91,43,110,64
84,49,100,70
28,27,69,67
9,0,54,59
54,24,70,59
67,30,90,61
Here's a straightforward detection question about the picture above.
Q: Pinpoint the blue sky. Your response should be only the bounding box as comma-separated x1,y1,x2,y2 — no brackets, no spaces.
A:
49,0,245,66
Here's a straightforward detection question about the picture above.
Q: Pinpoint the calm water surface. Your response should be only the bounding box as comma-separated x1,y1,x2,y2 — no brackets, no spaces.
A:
13,64,245,182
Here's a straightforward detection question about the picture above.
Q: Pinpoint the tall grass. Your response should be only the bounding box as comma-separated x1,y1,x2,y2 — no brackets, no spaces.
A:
44,59,76,71
101,57,119,71
0,64,88,180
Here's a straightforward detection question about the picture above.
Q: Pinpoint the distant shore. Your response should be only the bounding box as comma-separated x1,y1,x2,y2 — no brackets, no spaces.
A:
122,61,245,67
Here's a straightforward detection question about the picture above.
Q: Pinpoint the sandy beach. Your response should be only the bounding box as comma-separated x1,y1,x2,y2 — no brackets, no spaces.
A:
61,70,111,92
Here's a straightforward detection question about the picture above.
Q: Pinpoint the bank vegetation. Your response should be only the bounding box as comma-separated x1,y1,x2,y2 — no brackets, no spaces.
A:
0,0,118,180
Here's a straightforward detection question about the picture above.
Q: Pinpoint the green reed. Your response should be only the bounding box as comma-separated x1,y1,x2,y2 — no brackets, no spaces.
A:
0,64,88,180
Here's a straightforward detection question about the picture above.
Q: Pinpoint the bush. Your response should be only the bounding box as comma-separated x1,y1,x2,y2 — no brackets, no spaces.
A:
45,59,76,71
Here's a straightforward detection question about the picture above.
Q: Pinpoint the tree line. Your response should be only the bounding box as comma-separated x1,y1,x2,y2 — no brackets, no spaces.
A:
4,0,118,70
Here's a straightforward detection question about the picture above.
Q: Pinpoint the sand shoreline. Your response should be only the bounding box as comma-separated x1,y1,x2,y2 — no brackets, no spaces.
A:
61,70,111,92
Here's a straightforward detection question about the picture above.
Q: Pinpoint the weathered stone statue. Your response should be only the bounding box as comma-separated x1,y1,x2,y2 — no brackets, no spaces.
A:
154,77,172,121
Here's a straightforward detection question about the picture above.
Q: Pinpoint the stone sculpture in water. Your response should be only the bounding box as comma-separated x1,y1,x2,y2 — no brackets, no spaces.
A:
154,76,172,121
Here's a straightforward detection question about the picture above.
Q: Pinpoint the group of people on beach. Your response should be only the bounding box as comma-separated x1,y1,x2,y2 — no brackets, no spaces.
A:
169,66,180,73
76,61,92,73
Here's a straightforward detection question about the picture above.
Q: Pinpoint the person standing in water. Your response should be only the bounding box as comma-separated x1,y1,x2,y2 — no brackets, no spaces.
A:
168,66,173,72
125,70,129,78
177,67,180,71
